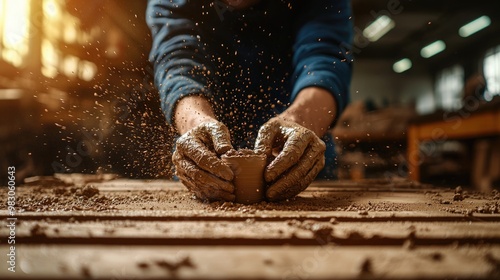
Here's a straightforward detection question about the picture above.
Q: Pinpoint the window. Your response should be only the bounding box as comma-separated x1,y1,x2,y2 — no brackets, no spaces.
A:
435,65,464,111
416,90,436,115
0,0,31,67
0,0,97,80
484,45,500,100
0,0,3,52
42,0,97,80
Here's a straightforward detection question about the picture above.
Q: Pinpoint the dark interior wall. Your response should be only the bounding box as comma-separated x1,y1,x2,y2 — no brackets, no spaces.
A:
350,58,433,110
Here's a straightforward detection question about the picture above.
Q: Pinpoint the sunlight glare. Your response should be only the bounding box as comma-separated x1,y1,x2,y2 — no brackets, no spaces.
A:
1,0,31,66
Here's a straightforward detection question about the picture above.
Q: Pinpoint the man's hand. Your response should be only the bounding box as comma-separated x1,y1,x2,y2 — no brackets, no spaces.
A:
172,121,236,202
254,118,326,201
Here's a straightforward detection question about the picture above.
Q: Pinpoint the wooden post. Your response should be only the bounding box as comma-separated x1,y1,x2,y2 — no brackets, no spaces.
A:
407,125,420,182
472,139,489,192
26,0,43,78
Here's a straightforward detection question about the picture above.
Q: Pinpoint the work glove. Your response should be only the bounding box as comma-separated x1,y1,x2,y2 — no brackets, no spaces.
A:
255,118,326,201
172,121,235,202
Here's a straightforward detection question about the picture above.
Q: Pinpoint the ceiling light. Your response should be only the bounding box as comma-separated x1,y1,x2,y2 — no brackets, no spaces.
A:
393,58,412,73
459,15,491,37
420,40,446,58
363,15,395,42
0,89,22,100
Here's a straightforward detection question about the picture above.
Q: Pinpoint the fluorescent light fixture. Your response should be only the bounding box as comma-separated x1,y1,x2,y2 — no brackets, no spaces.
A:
393,58,412,73
420,40,446,58
459,15,491,37
363,15,395,42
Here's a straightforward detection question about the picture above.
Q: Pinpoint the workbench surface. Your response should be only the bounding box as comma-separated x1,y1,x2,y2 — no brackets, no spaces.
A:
1,175,499,279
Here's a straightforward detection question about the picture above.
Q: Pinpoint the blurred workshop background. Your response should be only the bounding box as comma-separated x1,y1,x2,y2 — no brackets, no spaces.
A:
0,0,499,189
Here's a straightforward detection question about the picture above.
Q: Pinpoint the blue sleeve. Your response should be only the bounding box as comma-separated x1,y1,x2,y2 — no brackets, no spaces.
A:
146,0,216,125
291,0,354,123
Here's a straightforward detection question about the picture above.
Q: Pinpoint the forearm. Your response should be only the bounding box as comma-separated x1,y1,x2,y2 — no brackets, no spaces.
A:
289,0,353,135
278,87,337,137
174,95,218,135
147,0,218,127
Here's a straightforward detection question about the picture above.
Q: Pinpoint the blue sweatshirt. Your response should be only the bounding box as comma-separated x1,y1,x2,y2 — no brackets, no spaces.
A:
147,0,353,179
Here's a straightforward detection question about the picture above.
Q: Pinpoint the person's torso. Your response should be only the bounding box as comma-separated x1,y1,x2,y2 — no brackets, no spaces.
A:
196,1,300,147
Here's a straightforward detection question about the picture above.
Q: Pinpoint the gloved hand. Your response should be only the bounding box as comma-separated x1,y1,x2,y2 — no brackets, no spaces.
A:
172,121,235,201
254,118,326,201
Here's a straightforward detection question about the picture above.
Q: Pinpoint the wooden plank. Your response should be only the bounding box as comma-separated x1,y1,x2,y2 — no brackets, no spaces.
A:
1,245,499,279
3,219,500,247
3,210,500,222
44,179,430,192
408,125,420,181
413,110,500,141
2,180,499,221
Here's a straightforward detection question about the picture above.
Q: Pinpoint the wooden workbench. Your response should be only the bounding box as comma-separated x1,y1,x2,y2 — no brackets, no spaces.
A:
1,175,500,279
407,100,500,189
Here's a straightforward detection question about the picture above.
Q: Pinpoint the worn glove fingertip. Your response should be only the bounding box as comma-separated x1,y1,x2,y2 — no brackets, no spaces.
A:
215,143,233,155
219,164,235,181
264,163,282,182
266,188,279,201
264,170,277,183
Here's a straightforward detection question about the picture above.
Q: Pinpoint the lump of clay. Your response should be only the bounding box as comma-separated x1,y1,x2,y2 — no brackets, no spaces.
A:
221,149,266,204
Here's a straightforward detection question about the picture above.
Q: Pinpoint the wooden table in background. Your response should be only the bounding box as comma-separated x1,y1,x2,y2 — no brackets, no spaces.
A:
407,104,500,190
333,131,407,180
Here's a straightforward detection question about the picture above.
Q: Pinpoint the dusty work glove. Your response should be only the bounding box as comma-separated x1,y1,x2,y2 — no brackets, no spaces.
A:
172,121,235,202
254,118,326,201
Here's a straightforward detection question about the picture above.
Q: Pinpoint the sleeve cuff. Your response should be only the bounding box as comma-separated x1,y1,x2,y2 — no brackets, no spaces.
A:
291,64,350,126
158,76,212,126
